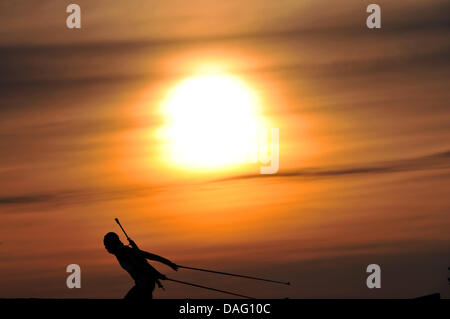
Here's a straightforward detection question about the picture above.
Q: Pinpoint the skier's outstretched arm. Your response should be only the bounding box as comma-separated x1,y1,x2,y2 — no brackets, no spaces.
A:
141,251,178,271
127,239,178,271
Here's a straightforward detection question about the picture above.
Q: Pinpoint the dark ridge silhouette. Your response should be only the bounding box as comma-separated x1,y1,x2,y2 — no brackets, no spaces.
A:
414,293,441,299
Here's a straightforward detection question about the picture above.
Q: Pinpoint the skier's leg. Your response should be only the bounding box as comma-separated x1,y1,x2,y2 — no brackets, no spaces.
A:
124,285,139,300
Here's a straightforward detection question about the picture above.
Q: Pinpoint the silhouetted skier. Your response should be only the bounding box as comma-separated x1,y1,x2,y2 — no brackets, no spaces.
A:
103,232,178,300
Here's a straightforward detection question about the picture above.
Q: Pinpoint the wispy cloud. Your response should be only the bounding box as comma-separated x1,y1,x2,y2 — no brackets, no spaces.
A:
1,150,449,208
213,150,450,182
0,185,164,210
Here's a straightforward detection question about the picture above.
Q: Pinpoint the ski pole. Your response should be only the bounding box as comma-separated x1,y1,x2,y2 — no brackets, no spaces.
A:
177,265,290,285
166,278,255,299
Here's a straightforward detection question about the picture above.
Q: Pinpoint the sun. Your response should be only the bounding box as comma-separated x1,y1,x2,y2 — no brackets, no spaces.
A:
160,73,264,170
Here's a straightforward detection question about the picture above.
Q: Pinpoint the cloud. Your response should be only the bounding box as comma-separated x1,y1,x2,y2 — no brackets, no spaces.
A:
213,150,450,183
0,185,164,209
1,1,449,89
1,150,449,209
0,194,55,205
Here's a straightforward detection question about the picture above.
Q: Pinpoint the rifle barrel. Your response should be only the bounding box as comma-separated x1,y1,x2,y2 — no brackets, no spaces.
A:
114,218,130,240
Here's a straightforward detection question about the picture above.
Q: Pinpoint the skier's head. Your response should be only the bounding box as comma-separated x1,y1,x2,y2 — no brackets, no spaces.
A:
104,232,123,254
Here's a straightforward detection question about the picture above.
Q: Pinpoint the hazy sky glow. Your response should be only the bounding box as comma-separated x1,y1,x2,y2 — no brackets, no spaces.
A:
0,0,449,298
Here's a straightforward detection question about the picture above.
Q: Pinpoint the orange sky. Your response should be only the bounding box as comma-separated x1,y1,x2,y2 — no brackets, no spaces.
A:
0,0,449,298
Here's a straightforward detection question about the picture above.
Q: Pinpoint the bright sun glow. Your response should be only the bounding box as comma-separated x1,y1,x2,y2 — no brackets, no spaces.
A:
160,73,264,170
